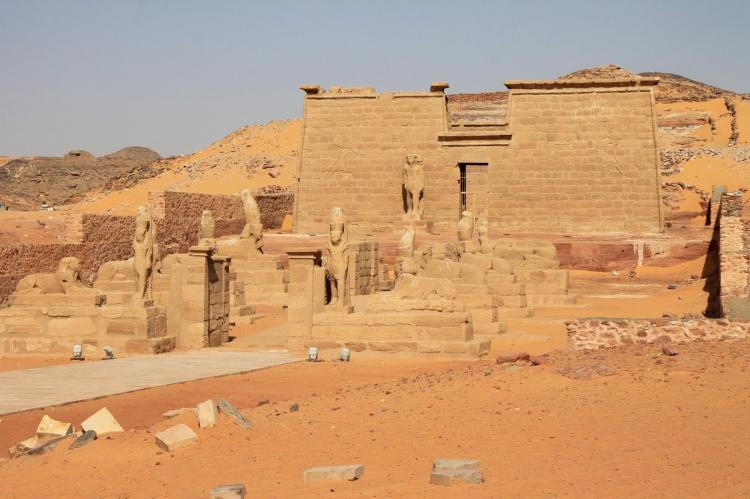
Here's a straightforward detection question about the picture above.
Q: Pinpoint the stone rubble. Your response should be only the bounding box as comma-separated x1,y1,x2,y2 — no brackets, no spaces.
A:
197,399,218,429
304,464,365,483
210,483,246,499
154,424,198,452
217,399,253,429
80,407,124,434
430,459,484,486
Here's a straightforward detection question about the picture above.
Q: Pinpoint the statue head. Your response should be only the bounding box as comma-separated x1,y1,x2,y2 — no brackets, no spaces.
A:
329,207,346,245
55,257,82,286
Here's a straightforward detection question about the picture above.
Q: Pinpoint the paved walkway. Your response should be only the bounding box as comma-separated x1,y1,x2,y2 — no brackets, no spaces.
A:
0,350,301,415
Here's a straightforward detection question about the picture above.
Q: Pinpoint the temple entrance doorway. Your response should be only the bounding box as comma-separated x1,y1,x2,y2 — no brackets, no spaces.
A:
459,163,489,219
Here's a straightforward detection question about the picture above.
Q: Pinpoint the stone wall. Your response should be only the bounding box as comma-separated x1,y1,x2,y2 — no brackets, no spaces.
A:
566,317,750,350
255,193,294,230
717,192,750,318
295,78,663,236
0,191,250,306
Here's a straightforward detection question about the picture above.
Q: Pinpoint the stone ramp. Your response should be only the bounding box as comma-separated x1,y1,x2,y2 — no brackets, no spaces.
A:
0,350,301,415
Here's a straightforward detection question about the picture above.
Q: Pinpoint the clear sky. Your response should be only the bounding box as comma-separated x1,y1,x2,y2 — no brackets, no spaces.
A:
1,0,748,157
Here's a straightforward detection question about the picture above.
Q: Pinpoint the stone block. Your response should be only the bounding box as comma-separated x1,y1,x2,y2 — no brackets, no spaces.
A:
154,424,198,452
304,464,365,483
197,399,218,429
458,263,486,284
217,399,253,428
47,317,97,337
211,484,246,499
36,415,73,437
430,459,484,486
81,407,124,434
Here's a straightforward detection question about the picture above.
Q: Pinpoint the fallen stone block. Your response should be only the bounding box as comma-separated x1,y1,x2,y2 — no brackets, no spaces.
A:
211,483,246,498
304,464,365,483
217,399,252,429
154,424,198,452
9,434,75,459
162,407,197,419
430,459,484,486
69,430,97,450
197,399,218,429
496,352,530,364
81,407,124,434
36,414,74,437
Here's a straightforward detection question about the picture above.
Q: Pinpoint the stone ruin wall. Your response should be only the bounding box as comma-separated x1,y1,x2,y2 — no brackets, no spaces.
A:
295,80,663,236
717,192,750,318
255,193,294,230
0,191,287,306
566,317,749,350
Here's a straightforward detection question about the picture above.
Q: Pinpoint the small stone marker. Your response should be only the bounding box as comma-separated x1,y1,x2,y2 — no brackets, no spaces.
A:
197,399,218,429
304,464,365,483
154,424,198,452
217,399,252,429
430,459,484,486
211,483,246,498
36,414,74,437
81,407,124,434
69,430,97,450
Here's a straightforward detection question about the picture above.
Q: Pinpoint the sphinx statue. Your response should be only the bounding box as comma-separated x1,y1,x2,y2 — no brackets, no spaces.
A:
133,205,159,300
199,210,216,249
402,155,425,220
239,189,264,255
323,207,350,310
16,257,91,295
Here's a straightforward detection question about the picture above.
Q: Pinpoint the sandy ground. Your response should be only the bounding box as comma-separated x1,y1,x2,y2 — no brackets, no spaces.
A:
656,97,733,147
1,339,749,498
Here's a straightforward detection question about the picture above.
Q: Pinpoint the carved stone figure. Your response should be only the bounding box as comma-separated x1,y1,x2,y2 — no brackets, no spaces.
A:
239,189,264,254
199,210,216,249
457,210,478,254
402,155,425,220
395,227,419,276
16,257,88,295
323,207,350,309
133,206,159,300
478,218,492,255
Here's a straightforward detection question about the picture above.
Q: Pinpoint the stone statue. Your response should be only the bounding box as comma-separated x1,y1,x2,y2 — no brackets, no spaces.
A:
323,207,350,309
16,257,88,295
402,155,424,220
239,189,264,254
395,226,419,276
478,218,492,255
133,206,159,300
199,210,216,249
457,210,477,254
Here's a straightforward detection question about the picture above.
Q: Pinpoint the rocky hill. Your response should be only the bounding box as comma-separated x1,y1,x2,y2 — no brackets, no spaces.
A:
0,147,161,209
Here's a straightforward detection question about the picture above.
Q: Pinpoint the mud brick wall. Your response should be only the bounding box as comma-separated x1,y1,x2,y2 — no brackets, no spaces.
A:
717,192,750,318
349,240,379,295
295,81,662,236
255,192,294,229
566,318,750,350
151,191,245,255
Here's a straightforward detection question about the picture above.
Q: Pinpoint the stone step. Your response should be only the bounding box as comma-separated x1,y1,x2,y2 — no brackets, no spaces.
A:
453,283,491,294
0,335,176,355
496,307,534,318
514,269,569,291
526,294,577,307
308,338,490,359
469,308,496,323
456,293,498,308
472,320,507,336
489,282,525,296
234,270,287,285
497,295,526,308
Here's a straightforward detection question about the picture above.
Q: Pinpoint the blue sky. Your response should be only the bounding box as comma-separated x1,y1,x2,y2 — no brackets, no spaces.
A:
1,0,748,156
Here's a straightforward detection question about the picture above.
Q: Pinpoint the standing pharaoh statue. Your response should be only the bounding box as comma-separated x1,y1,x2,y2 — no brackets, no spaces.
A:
239,189,264,255
402,155,425,221
395,226,418,276
323,207,350,310
477,217,492,255
199,210,216,249
457,210,477,254
133,206,159,300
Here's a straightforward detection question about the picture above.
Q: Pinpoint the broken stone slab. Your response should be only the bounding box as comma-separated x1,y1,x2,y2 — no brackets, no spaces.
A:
81,407,124,434
69,430,97,450
304,464,365,483
162,407,198,419
430,459,484,486
9,434,75,459
197,399,218,429
36,414,74,437
217,399,252,429
211,483,246,498
155,424,198,452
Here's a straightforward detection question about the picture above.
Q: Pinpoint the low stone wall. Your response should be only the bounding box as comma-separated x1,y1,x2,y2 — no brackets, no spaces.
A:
566,318,750,350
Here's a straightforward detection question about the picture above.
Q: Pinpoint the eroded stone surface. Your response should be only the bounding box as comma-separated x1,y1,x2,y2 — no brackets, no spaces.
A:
430,459,484,486
304,464,364,483
36,414,73,437
217,399,252,429
197,399,218,428
69,430,97,450
154,424,198,452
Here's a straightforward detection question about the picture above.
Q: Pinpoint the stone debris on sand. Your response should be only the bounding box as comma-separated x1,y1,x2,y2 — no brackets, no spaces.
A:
211,483,246,498
496,352,530,364
69,430,97,450
304,464,365,483
430,459,484,486
162,407,197,419
197,399,219,429
36,414,74,437
217,399,253,429
154,424,198,452
8,433,75,459
558,363,617,380
81,407,124,434
662,344,680,356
